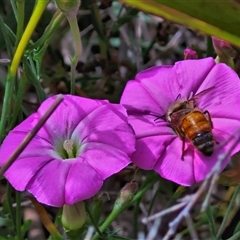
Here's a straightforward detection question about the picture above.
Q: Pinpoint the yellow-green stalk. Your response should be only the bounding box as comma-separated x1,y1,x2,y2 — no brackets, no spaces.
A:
10,0,49,77
55,0,82,94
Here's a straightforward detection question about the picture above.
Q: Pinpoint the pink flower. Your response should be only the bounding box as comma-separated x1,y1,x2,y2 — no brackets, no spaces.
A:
120,57,240,186
0,95,135,207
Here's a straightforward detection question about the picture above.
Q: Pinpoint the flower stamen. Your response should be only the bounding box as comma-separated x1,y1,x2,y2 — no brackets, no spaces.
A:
63,139,75,158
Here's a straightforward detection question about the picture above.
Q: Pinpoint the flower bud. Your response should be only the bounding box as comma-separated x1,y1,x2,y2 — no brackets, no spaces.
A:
212,37,231,56
114,182,138,209
184,48,198,60
212,36,235,68
61,201,86,230
55,0,81,19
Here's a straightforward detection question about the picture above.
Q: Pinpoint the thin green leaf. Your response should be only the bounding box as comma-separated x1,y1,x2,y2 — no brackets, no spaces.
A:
0,14,15,58
10,0,18,21
118,0,240,47
15,191,22,240
216,186,240,238
20,220,32,239
234,221,240,234
88,2,108,58
9,71,27,129
111,8,139,34
23,58,46,103
206,206,217,239
226,230,240,240
206,36,215,57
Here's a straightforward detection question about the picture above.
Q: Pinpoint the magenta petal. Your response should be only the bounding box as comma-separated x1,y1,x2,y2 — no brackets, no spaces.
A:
26,159,103,207
213,118,240,137
121,66,177,116
121,58,216,116
130,135,170,170
64,159,103,205
3,157,55,191
73,104,136,156
125,116,175,170
25,159,70,207
67,105,135,180
120,73,172,115
0,129,55,167
80,143,131,179
38,95,108,142
127,114,173,137
0,113,52,148
173,58,216,97
197,64,240,114
154,138,195,186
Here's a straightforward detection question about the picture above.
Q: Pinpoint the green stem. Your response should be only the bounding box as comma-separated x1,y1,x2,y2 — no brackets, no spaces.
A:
216,186,240,239
16,191,22,240
143,39,155,59
131,176,159,203
85,202,102,236
6,183,16,232
9,70,27,130
165,186,186,207
206,36,214,57
133,198,141,239
227,230,240,240
66,14,82,95
10,0,18,21
0,76,14,142
148,186,160,215
0,14,15,58
93,207,121,239
206,206,217,239
89,3,107,59
16,0,25,45
92,173,159,240
23,58,46,103
30,10,65,50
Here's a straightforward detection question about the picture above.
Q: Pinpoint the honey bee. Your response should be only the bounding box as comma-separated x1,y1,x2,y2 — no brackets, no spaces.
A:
165,87,216,160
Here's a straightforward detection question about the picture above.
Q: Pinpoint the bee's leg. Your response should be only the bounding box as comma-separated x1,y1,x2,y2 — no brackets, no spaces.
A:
203,110,213,128
175,126,186,160
181,138,186,160
204,110,219,144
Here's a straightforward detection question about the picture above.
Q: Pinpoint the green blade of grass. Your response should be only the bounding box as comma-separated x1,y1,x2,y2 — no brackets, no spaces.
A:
118,0,240,47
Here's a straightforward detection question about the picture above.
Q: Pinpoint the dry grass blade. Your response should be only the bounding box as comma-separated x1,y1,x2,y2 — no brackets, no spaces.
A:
0,95,64,177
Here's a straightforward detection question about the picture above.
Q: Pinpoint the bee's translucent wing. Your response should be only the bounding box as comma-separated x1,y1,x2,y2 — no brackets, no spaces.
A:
170,109,192,126
191,86,215,100
189,86,215,106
